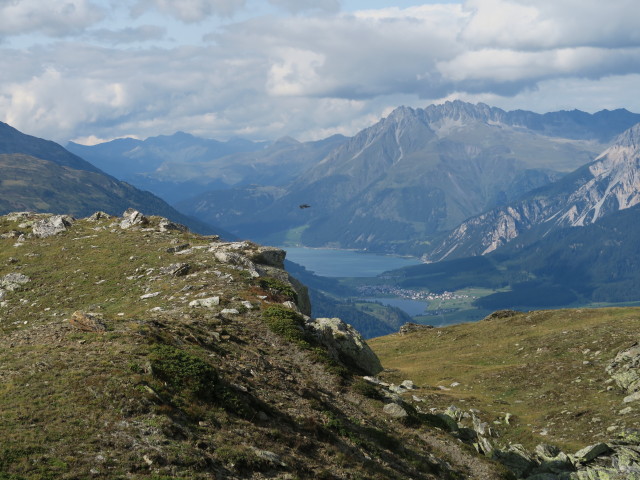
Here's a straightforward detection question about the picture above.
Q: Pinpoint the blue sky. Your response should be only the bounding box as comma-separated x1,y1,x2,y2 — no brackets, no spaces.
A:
1,0,639,144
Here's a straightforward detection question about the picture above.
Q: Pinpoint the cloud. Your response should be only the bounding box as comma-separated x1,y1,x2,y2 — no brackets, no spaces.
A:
0,0,105,37
217,5,465,100
90,25,167,44
132,0,246,22
1,1,640,145
460,0,640,50
267,0,340,14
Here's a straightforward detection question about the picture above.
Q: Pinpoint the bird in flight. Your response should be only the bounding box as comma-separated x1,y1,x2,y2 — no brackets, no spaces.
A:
299,204,311,209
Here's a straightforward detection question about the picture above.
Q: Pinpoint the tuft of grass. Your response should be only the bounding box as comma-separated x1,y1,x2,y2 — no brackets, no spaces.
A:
148,344,218,401
351,378,383,400
258,277,298,302
261,305,307,346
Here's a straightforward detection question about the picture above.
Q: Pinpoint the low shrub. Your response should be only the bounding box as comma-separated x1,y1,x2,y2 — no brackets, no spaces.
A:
148,344,218,401
258,277,298,302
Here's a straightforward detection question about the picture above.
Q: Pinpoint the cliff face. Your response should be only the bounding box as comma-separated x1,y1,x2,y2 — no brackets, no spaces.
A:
424,123,640,261
0,210,505,480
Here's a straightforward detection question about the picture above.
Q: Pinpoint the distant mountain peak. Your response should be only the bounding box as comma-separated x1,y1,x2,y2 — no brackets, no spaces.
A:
609,122,640,150
273,135,300,146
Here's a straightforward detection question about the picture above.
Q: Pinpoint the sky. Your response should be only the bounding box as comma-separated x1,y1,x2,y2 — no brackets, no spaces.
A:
1,0,640,145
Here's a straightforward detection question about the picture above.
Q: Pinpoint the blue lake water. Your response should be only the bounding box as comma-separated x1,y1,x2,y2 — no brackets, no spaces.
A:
282,246,421,278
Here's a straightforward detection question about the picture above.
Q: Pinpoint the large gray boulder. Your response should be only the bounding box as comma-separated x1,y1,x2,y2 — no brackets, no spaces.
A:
305,317,383,375
120,209,148,229
32,215,74,238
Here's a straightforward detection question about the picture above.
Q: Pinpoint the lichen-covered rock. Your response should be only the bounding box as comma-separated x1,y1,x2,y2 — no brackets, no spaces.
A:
606,343,640,394
158,218,188,233
120,209,148,229
189,297,220,308
69,311,107,333
32,214,74,238
248,246,286,268
306,317,383,375
574,443,611,463
383,403,408,418
86,211,112,221
0,273,31,291
492,444,536,478
159,263,191,277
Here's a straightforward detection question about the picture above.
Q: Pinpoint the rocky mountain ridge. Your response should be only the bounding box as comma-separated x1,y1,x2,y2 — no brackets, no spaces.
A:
0,209,510,479
424,122,640,261
183,101,626,253
68,132,347,204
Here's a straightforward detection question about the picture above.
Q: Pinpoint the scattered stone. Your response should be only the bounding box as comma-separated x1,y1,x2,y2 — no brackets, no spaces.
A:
574,443,611,463
445,405,464,422
472,414,493,437
159,263,191,277
86,211,112,221
250,448,286,467
241,301,253,310
0,230,23,239
474,436,494,456
0,273,31,291
383,403,408,418
399,322,434,334
69,311,107,333
220,308,239,315
158,218,188,233
623,391,640,403
492,444,535,478
32,215,74,238
281,301,298,311
401,380,417,390
189,297,220,308
120,209,148,229
166,243,190,253
140,292,160,299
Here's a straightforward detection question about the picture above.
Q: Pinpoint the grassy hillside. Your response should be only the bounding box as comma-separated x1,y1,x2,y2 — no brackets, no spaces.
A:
370,308,640,452
0,211,507,480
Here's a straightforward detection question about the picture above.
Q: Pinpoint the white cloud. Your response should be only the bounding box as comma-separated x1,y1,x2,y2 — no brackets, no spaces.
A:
132,0,246,22
1,1,640,144
268,0,339,14
90,25,166,44
460,0,640,50
0,0,105,37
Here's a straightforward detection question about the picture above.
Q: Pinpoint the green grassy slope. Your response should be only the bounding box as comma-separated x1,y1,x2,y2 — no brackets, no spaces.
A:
370,308,640,452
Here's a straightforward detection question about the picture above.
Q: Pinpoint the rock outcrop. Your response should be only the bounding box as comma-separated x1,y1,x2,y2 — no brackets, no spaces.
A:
32,214,74,238
306,317,384,376
606,343,640,397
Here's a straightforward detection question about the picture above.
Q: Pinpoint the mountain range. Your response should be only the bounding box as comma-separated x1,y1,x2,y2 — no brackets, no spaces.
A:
423,123,640,261
67,132,346,204
0,122,225,236
167,101,640,254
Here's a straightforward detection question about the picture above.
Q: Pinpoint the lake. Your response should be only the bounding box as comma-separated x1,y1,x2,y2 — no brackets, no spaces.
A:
282,246,421,277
